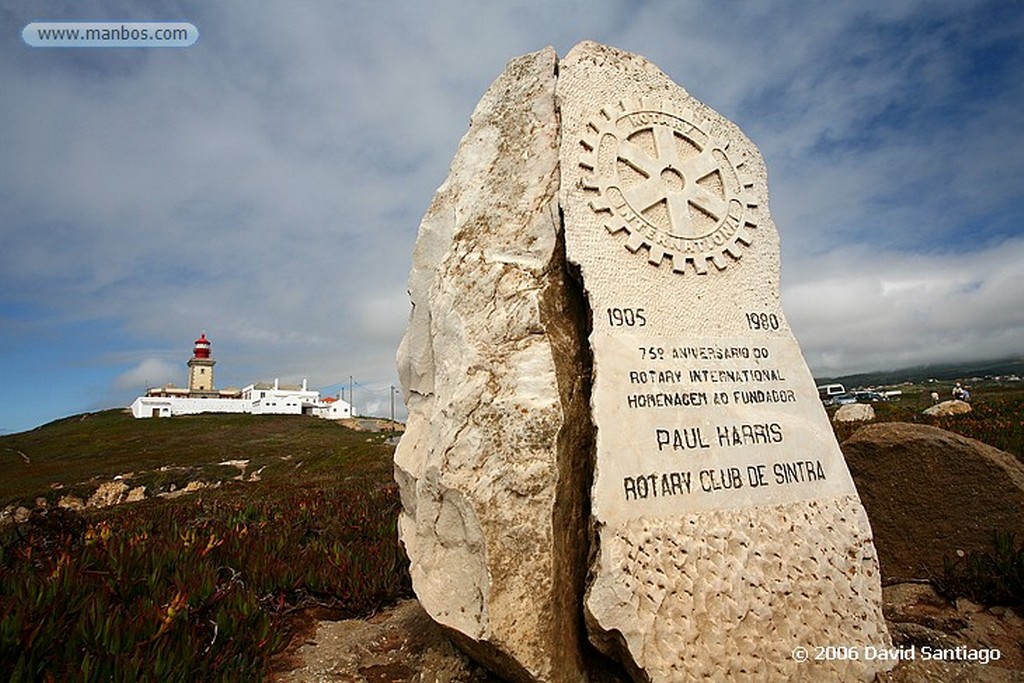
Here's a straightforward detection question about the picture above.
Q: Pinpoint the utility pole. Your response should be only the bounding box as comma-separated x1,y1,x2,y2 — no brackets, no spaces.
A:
349,375,354,417
390,385,396,425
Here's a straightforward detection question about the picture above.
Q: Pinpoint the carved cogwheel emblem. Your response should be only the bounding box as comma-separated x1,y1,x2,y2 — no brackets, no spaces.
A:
580,98,759,274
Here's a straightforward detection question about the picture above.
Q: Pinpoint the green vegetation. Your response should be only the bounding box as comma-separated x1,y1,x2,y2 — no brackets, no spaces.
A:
0,410,398,507
936,532,1024,608
1,382,1021,679
829,384,1024,459
1,411,409,681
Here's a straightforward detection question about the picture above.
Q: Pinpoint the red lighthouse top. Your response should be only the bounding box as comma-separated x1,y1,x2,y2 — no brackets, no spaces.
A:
193,332,211,359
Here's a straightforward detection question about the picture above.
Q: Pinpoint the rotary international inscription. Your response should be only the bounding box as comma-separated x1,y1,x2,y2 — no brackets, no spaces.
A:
579,98,759,274
590,332,854,523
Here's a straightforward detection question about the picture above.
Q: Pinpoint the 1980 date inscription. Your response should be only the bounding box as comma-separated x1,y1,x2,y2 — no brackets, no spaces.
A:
604,308,782,332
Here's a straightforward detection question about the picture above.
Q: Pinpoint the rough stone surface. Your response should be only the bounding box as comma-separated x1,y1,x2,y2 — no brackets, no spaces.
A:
924,399,973,417
125,485,146,503
835,403,875,423
57,495,85,511
879,582,1024,681
557,41,890,681
87,481,129,508
276,600,500,683
842,422,1024,581
396,40,893,682
393,47,592,682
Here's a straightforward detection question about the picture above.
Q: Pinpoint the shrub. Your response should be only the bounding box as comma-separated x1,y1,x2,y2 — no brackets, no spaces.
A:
0,482,410,681
935,531,1024,608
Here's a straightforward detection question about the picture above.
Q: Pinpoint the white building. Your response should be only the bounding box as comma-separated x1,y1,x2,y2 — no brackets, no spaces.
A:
129,333,352,420
313,395,353,420
130,395,250,419
243,379,321,415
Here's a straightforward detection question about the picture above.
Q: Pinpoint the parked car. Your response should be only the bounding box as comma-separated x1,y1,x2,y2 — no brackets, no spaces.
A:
854,391,886,403
817,384,846,406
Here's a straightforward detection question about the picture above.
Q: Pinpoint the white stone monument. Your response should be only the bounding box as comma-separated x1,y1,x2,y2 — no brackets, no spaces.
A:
558,41,889,681
394,47,591,682
396,40,891,682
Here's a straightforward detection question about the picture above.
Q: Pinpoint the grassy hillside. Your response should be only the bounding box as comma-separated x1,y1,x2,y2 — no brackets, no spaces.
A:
827,384,1024,459
1,411,408,681
2,395,1020,680
816,357,1024,389
1,409,397,508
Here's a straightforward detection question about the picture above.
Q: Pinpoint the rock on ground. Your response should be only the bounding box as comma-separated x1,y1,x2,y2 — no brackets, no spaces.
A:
923,400,973,417
273,600,500,683
275,594,1024,683
879,583,1024,682
835,403,876,423
842,422,1024,580
87,481,129,508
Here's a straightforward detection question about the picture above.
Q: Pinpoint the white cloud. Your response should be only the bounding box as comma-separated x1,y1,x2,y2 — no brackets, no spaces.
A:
0,0,1021,429
783,237,1024,377
114,358,179,391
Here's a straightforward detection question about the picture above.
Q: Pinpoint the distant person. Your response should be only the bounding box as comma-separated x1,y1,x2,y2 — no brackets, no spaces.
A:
930,391,940,404
952,383,964,400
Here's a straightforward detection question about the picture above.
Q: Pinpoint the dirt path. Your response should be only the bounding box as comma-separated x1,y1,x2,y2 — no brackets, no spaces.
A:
275,586,1024,682
273,600,498,683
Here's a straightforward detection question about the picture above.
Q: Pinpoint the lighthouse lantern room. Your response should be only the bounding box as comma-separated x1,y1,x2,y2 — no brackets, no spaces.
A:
187,332,216,393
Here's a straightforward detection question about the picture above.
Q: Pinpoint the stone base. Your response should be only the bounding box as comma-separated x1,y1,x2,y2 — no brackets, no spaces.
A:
586,495,892,681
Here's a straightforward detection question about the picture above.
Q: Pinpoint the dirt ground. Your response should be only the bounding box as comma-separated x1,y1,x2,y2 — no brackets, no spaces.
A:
273,584,1024,682
272,599,498,683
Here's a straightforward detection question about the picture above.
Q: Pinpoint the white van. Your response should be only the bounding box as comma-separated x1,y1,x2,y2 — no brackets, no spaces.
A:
816,384,846,404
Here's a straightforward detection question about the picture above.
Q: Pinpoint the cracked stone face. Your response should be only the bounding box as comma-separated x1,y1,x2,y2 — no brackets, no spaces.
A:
395,40,890,683
394,47,591,683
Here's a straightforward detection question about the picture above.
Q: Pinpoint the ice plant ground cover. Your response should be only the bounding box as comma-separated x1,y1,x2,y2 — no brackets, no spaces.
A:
829,384,1024,458
0,385,1020,680
1,412,409,681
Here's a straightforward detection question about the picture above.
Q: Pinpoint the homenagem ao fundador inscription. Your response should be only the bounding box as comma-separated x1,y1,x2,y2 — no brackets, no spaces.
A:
591,334,856,522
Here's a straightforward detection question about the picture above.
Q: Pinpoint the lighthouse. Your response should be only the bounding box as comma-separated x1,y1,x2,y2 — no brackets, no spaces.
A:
130,330,343,419
187,332,216,393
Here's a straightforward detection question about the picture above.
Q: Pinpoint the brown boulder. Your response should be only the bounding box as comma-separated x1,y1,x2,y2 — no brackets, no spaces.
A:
923,399,972,417
842,422,1024,581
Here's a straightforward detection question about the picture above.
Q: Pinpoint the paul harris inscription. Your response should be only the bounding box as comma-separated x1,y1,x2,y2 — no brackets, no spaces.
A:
594,333,841,514
655,422,783,451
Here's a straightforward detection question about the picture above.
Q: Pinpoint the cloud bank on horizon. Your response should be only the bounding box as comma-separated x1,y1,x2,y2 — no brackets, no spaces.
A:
1,1,1022,432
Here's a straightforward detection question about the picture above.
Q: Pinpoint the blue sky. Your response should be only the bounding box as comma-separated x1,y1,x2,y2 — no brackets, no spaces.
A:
2,1,1022,433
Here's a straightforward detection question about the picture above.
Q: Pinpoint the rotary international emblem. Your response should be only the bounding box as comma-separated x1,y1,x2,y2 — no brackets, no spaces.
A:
579,98,759,274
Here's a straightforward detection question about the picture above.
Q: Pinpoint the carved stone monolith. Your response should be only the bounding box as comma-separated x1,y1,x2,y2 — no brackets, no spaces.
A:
396,40,892,682
558,41,890,681
394,47,591,682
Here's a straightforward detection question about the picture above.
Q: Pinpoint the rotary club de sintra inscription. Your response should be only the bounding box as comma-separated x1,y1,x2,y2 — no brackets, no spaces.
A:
590,330,853,521
579,98,759,275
